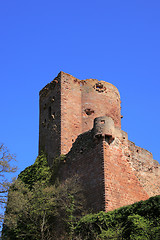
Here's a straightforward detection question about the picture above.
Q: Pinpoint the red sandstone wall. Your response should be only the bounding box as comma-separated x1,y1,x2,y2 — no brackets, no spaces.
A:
60,134,150,213
39,72,122,162
39,74,61,165
39,72,160,213
60,133,105,213
60,72,82,155
128,141,160,197
103,140,149,212
81,79,121,133
60,72,121,156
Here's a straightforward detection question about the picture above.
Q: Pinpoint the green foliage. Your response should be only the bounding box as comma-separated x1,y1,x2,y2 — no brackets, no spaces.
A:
2,154,85,240
50,154,66,183
74,195,160,239
122,214,151,239
18,153,66,189
18,153,51,189
3,152,160,239
3,177,85,240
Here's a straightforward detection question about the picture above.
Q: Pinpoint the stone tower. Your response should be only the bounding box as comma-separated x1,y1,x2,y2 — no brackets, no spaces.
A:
39,71,121,165
39,72,160,212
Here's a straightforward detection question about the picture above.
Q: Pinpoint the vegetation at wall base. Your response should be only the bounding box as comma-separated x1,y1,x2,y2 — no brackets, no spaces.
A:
2,153,160,239
2,154,86,240
74,195,160,240
18,153,51,189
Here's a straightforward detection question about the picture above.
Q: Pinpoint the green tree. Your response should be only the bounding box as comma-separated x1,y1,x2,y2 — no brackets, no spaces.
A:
3,178,85,240
74,195,160,239
18,153,52,189
3,180,58,239
122,214,151,239
2,154,85,240
0,144,17,223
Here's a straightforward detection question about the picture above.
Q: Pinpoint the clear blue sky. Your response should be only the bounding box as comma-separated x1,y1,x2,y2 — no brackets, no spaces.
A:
0,0,160,175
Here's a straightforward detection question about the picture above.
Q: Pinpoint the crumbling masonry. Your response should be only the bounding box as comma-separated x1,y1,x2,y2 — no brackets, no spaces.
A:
39,72,160,212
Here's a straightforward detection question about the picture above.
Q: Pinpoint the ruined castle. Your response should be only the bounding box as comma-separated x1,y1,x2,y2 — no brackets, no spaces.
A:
39,71,160,212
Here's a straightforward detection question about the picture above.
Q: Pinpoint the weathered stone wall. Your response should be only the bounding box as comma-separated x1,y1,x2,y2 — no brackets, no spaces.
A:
39,73,61,165
103,139,149,211
60,131,105,212
81,79,121,132
60,130,150,212
39,72,121,164
39,71,160,212
60,72,82,155
127,141,160,197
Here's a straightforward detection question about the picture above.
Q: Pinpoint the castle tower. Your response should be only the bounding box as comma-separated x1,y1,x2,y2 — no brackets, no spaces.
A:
39,72,121,165
39,72,160,212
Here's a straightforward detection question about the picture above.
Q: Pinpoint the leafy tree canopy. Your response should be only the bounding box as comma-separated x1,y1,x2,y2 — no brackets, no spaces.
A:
18,153,51,189
74,195,160,239
3,151,160,239
2,154,85,240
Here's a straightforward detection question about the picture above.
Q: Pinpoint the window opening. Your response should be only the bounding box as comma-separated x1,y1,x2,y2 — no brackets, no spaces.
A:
96,83,103,89
85,108,94,115
94,83,106,92
48,106,51,118
101,120,105,124
51,112,55,119
51,97,55,102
